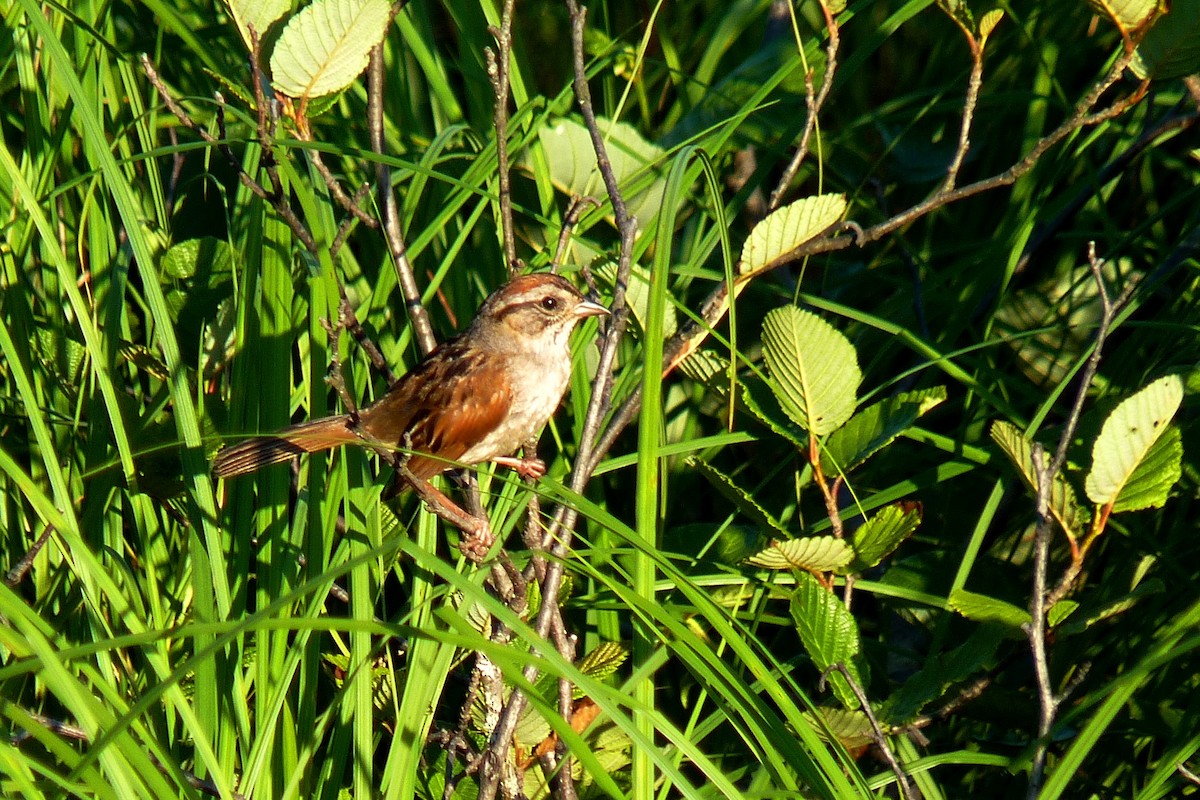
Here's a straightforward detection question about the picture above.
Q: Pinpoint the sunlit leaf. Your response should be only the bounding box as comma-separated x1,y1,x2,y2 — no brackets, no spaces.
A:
269,0,392,99
224,0,292,51
979,9,1004,40
1087,0,1167,35
740,194,846,275
746,536,853,573
948,588,1031,632
791,572,869,710
1109,426,1182,512
576,642,628,684
821,386,946,474
536,116,666,233
990,420,1087,538
845,504,922,573
1085,375,1184,507
762,306,860,436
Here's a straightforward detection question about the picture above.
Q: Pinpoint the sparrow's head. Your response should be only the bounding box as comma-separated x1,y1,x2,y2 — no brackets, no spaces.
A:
472,273,609,353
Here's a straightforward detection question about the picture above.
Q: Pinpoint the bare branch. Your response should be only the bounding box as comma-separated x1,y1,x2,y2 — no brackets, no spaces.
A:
4,524,53,587
942,31,984,192
369,17,437,357
822,664,913,800
1026,244,1137,797
477,2,641,795
486,0,519,272
769,2,840,211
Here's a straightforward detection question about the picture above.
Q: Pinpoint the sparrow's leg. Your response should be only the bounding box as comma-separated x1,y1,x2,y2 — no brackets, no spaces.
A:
491,455,546,480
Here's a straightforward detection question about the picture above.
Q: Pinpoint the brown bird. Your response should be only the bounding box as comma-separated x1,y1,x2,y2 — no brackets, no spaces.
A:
212,273,608,481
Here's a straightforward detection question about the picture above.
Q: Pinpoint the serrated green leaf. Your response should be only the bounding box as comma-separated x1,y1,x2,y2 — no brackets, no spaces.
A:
979,9,1004,40
881,626,1003,723
821,386,946,474
1048,599,1079,629
740,377,807,448
762,306,860,436
844,504,921,573
989,420,1087,538
535,116,666,233
791,572,869,710
1085,375,1184,506
224,0,291,51
1113,425,1182,512
740,193,846,275
1131,0,1200,79
677,348,729,388
747,536,853,572
947,588,1031,631
805,707,874,749
689,457,790,537
1056,578,1166,636
269,0,392,99
162,237,235,282
1088,0,1166,34
576,642,628,683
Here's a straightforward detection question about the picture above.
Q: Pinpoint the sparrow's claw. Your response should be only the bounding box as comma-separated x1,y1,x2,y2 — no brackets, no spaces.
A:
492,455,546,481
458,518,495,562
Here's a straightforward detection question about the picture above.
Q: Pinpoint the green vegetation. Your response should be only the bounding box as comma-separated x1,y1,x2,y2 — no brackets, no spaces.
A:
2,0,1199,797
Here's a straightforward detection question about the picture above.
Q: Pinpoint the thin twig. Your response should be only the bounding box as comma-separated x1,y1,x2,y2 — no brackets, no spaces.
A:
368,9,437,357
304,142,380,229
140,55,318,255
476,2,640,795
769,1,840,211
1026,244,1136,798
551,196,602,272
905,673,992,731
330,182,373,261
1014,104,1200,277
4,524,53,587
941,24,985,192
486,0,519,272
822,664,913,800
577,48,1147,479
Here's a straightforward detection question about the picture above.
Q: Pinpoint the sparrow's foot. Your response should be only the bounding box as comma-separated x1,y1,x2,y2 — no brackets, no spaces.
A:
457,518,495,563
492,455,546,480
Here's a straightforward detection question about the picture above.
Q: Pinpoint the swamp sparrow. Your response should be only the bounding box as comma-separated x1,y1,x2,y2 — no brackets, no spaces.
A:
212,273,609,482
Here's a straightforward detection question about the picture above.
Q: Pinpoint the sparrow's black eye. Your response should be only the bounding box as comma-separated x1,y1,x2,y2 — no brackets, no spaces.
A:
540,295,559,311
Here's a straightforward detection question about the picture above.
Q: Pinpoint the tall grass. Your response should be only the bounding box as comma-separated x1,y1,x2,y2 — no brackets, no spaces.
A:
2,1,1199,798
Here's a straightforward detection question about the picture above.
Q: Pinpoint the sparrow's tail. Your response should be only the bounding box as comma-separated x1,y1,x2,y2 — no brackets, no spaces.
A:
212,415,355,478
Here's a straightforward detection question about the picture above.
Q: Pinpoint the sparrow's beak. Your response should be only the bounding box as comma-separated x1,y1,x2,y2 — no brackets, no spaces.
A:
575,300,610,318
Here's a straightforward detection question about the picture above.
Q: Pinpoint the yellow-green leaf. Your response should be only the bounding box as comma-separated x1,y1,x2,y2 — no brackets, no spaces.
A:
739,194,846,275
845,504,921,573
1087,0,1166,34
762,306,860,436
269,0,392,99
948,588,1031,632
224,0,291,51
989,420,1087,538
979,9,1004,40
791,572,869,710
1085,375,1184,507
747,536,853,572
